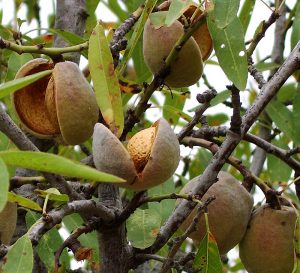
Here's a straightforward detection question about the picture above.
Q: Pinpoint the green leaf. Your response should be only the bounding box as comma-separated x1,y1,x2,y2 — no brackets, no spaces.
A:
0,70,52,99
210,0,240,29
291,2,300,50
8,192,42,211
255,61,281,72
277,83,297,103
106,0,128,21
117,0,158,76
189,149,212,179
2,234,33,273
85,0,101,37
131,38,152,83
207,16,248,90
148,178,176,224
0,157,9,212
267,138,292,182
293,90,300,145
266,100,294,140
162,105,193,124
35,188,70,202
293,216,300,273
193,231,222,273
163,90,188,126
165,0,192,27
63,214,99,261
206,113,229,126
5,52,33,81
89,22,124,137
210,90,230,106
26,211,70,271
239,0,256,33
0,151,125,183
149,11,168,29
127,208,162,249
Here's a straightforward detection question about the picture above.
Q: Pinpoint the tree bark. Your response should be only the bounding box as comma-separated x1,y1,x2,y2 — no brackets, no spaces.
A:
54,0,87,63
98,184,132,273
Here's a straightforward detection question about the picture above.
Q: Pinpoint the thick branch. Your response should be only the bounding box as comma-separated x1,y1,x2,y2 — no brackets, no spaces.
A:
54,0,87,63
29,200,114,244
135,42,300,255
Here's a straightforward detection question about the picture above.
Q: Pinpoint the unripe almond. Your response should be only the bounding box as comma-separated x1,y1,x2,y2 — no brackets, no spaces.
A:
160,1,213,61
239,204,296,273
179,171,253,254
93,118,180,191
13,59,99,145
143,17,203,88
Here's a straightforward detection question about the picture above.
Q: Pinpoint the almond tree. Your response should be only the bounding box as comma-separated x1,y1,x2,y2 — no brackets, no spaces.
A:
0,0,299,273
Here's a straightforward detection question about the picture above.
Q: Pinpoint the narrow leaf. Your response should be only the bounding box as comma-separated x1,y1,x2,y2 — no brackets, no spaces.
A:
210,90,230,106
35,188,70,202
127,208,162,249
49,28,88,58
8,192,42,211
193,231,222,273
266,100,294,140
291,2,300,50
207,16,248,90
89,22,124,137
210,0,240,29
0,151,125,183
162,105,193,124
0,157,9,212
2,234,33,273
165,0,192,26
5,52,33,81
277,83,297,103
117,0,158,76
239,0,256,33
267,138,292,182
148,178,176,224
0,70,52,99
163,91,188,126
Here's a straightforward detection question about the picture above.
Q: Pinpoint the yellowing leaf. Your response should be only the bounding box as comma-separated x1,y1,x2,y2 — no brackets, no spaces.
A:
88,22,124,137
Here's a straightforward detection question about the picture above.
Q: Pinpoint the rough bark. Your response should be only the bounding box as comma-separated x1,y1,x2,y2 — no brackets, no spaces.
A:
98,184,132,273
54,0,87,63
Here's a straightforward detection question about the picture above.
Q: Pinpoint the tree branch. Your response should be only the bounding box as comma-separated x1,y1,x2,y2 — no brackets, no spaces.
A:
135,42,300,255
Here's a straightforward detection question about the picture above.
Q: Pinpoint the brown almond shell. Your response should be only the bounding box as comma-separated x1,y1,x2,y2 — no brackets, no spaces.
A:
13,58,57,138
49,61,99,145
93,123,138,185
143,19,203,88
92,118,180,191
180,4,213,61
179,171,253,254
239,204,296,273
159,1,213,61
136,118,180,190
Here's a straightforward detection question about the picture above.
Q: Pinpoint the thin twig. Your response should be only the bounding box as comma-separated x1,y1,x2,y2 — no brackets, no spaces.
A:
177,89,217,141
120,12,208,140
